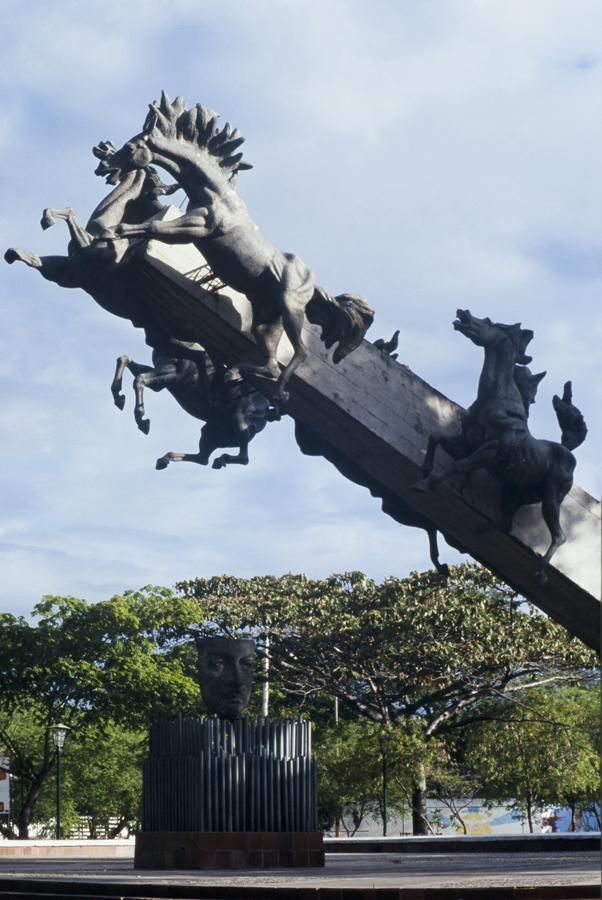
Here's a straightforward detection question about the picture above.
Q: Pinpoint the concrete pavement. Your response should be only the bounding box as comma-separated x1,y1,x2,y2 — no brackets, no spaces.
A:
0,849,598,894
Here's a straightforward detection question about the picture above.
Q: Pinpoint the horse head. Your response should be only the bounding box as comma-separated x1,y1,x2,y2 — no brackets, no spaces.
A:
93,134,154,180
454,310,533,364
307,289,374,363
104,92,253,198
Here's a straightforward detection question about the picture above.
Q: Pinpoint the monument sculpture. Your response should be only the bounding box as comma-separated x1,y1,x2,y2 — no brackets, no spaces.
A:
196,637,256,717
5,140,173,326
94,92,374,404
136,638,322,869
415,310,587,582
4,91,599,648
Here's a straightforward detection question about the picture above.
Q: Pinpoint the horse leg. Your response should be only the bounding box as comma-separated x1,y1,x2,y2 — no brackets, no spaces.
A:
421,434,442,478
156,451,210,470
132,368,157,434
156,427,214,470
5,248,44,268
212,436,250,469
414,433,468,492
535,483,568,584
86,170,147,236
4,250,84,289
426,527,450,578
212,407,252,470
41,207,74,230
240,321,283,381
40,208,93,250
417,438,501,493
275,296,309,403
111,355,131,410
126,359,184,432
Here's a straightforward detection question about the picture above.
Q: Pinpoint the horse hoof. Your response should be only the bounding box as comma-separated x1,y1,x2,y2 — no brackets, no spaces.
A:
40,210,55,230
113,393,126,411
435,563,450,579
212,458,226,469
4,248,20,264
137,418,150,435
155,457,169,470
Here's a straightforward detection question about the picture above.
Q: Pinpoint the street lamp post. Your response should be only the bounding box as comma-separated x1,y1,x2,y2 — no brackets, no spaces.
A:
50,724,69,840
379,734,389,837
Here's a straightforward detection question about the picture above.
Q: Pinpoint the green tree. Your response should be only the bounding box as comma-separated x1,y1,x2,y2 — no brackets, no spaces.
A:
0,587,201,838
179,564,596,834
464,686,600,832
65,722,145,838
315,720,424,835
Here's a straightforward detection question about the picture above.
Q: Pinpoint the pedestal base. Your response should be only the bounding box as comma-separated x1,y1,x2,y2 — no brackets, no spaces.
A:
134,831,325,869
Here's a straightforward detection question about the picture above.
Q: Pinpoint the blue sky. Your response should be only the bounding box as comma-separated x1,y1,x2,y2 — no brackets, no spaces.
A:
1,0,600,616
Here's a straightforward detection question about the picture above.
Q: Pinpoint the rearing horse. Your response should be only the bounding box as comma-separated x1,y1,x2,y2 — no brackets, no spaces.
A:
4,140,179,334
415,310,587,582
99,92,374,403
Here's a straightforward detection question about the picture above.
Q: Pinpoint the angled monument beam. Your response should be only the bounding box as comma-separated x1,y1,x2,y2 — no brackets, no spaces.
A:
124,225,600,651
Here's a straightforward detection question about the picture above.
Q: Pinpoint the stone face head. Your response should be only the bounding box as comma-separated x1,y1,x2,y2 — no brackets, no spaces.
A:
196,637,256,719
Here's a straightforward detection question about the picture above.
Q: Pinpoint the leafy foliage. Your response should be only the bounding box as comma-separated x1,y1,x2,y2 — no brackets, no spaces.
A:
0,588,201,837
464,685,600,832
179,564,596,834
179,565,595,735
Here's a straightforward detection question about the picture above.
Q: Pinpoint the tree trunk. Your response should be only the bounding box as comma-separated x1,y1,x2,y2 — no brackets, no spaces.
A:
454,811,468,835
526,795,534,833
411,764,429,835
18,805,31,839
17,773,48,840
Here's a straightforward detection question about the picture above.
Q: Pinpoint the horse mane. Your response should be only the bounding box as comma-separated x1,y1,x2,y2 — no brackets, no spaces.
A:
143,91,253,179
498,321,534,365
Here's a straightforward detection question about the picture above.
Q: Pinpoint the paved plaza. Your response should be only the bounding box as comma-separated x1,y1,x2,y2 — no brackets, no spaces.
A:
0,850,599,893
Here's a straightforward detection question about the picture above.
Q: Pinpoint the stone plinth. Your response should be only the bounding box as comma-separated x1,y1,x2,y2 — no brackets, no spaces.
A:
134,830,325,869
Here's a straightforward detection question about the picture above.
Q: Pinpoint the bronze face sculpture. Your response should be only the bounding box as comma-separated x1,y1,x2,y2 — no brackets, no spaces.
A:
196,637,256,718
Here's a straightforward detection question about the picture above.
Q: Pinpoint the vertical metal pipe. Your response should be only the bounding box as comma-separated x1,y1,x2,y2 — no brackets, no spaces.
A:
55,748,61,840
260,752,266,832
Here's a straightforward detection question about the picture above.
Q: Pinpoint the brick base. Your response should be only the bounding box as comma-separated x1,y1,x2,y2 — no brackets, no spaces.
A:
134,831,325,869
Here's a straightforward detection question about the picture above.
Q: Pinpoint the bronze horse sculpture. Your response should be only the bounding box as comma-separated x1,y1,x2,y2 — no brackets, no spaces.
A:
155,366,280,471
5,141,176,320
6,143,279,471
112,345,279,470
111,343,215,435
415,310,587,582
98,92,374,403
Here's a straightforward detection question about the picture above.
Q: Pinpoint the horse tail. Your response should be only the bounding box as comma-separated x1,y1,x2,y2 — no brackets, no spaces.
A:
306,286,374,363
552,381,588,450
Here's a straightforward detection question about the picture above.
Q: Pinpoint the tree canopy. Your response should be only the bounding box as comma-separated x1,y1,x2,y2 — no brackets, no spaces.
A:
0,565,597,838
464,686,600,832
178,565,595,734
0,587,201,837
179,564,597,833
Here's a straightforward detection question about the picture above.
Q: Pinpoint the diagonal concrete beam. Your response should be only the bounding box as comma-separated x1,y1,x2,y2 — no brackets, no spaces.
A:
124,225,600,651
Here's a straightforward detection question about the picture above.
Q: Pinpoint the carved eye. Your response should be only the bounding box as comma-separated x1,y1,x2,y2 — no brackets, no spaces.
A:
206,655,225,674
239,656,255,670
